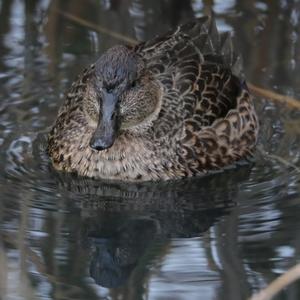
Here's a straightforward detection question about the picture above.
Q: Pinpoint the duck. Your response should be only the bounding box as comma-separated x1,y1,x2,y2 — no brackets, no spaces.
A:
47,16,259,182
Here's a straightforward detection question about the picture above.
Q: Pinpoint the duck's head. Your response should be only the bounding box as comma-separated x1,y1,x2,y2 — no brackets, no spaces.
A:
84,45,160,151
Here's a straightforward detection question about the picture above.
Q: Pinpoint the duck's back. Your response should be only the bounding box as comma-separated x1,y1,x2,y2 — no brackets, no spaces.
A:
135,16,258,175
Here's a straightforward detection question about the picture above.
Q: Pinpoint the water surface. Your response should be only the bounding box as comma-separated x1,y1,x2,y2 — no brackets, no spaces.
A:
1,1,300,300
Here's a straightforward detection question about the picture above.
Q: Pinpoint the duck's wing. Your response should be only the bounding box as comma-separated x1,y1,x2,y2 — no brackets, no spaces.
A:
180,76,258,174
135,17,258,173
134,17,245,135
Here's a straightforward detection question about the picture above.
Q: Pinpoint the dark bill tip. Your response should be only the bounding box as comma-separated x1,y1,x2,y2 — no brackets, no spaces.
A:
90,88,119,151
89,134,115,151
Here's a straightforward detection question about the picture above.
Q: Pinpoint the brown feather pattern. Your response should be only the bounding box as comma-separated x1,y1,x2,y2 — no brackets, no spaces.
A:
48,16,259,181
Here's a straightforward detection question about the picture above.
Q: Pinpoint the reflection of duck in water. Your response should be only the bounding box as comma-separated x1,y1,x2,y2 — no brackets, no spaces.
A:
77,167,253,289
48,16,258,181
87,217,158,288
84,209,229,288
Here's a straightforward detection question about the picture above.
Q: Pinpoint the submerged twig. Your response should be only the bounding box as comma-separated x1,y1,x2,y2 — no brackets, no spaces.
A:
267,153,300,172
57,10,137,45
257,146,300,173
248,83,300,109
249,264,300,300
56,10,300,110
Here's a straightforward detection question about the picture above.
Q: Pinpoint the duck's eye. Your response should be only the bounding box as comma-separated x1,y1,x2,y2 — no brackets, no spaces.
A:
131,81,137,88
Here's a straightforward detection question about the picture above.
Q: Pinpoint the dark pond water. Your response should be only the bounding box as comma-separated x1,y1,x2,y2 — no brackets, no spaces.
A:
1,1,300,299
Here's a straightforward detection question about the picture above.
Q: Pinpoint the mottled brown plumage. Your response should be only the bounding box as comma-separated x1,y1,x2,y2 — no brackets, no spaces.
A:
48,16,259,181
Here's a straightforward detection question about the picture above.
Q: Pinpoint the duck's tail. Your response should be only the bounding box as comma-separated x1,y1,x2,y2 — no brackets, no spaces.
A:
178,15,244,78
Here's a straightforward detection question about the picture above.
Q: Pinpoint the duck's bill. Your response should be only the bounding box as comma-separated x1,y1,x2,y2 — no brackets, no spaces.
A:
89,91,119,151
